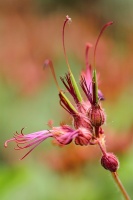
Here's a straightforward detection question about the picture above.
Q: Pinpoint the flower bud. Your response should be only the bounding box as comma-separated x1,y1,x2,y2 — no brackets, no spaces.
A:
101,153,119,172
74,127,92,146
88,105,105,127
73,114,93,131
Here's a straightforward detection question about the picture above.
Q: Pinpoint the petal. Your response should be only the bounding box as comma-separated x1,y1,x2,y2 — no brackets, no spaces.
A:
54,129,78,145
4,129,53,159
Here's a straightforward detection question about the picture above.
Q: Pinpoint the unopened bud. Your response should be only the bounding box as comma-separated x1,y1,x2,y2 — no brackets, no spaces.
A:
75,127,92,146
88,105,105,127
74,114,93,131
101,153,119,172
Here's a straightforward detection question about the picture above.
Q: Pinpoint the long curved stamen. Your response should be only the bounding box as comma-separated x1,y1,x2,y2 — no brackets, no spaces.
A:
62,15,82,102
85,43,93,68
44,59,61,92
94,21,113,68
62,15,72,72
4,138,15,147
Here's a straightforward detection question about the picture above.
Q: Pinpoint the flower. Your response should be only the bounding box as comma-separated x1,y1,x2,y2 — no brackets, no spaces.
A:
5,125,92,160
5,16,113,160
4,128,53,160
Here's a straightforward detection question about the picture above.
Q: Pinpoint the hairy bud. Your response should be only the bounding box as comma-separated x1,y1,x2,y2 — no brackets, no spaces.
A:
88,105,105,127
75,127,92,146
73,114,93,131
101,153,119,172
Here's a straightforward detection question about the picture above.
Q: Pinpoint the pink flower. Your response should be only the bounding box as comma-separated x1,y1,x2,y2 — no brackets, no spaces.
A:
4,16,112,160
5,125,92,160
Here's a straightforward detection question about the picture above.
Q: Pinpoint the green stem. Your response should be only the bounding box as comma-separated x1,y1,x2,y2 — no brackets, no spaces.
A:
111,172,130,200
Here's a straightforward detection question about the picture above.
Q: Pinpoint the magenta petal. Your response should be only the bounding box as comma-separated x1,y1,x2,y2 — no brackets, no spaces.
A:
55,130,78,145
5,129,53,159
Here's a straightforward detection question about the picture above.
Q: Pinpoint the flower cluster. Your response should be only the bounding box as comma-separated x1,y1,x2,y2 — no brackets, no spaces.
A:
4,16,119,173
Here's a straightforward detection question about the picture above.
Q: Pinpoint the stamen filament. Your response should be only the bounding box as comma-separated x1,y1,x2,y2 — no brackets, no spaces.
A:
94,21,113,68
44,59,61,92
85,43,93,68
20,140,45,160
62,15,82,102
62,15,72,72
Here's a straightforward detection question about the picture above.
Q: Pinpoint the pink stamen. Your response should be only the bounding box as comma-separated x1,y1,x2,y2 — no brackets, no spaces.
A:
15,133,53,160
4,138,15,147
85,43,93,68
19,140,44,160
15,137,44,149
94,21,113,67
44,59,61,92
62,15,72,72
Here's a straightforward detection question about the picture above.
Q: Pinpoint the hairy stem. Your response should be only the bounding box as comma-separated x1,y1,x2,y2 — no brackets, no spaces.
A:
111,172,130,200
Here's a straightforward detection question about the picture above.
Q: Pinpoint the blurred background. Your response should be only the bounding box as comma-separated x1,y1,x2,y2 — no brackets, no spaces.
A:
0,0,133,199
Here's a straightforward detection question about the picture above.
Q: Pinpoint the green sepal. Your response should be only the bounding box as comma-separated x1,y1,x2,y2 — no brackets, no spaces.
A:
92,69,98,104
70,71,82,102
61,91,78,114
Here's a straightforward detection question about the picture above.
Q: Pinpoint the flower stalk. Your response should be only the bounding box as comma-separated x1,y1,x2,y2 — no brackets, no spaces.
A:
112,172,130,200
97,139,130,200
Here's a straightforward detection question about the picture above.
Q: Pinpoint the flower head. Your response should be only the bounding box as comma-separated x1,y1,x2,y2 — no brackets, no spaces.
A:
5,16,113,160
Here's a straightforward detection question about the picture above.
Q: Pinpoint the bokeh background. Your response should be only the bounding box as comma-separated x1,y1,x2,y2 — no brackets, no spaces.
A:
0,0,133,199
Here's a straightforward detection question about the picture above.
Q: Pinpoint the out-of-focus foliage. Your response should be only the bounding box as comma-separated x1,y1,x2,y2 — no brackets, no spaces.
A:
0,0,133,199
